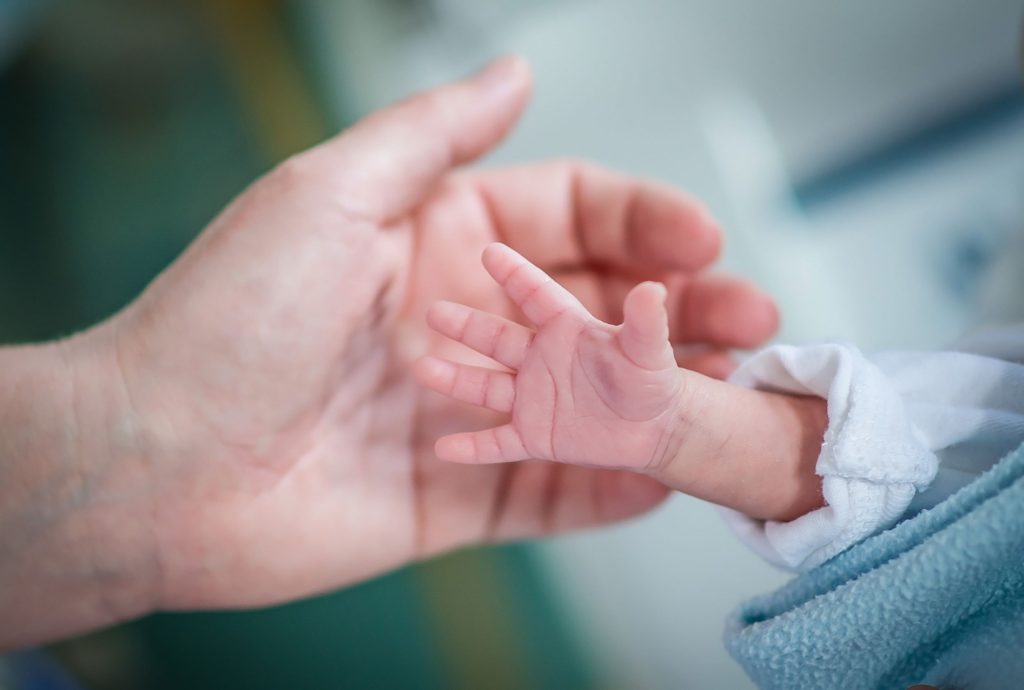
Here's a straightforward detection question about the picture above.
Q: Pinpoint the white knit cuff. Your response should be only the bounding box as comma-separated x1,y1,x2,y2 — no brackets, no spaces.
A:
721,343,939,570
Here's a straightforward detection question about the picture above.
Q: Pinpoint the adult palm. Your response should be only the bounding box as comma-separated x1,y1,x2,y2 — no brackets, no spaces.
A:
89,58,777,617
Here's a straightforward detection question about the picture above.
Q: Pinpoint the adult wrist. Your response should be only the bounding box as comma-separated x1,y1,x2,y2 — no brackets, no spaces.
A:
0,332,158,648
58,325,161,625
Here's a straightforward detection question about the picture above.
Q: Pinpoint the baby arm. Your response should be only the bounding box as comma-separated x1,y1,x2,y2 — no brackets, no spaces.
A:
415,243,826,522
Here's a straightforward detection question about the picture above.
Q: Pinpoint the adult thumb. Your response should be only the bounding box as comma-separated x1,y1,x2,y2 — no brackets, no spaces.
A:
304,56,531,222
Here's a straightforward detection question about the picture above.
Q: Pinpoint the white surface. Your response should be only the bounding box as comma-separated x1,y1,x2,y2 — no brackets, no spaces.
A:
301,1,1024,686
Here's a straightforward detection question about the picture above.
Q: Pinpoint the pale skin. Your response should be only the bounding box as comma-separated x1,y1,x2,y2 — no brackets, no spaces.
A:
416,243,827,522
0,56,812,650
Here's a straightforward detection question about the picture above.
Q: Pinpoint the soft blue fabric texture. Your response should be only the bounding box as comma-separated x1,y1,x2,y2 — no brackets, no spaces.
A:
725,440,1024,689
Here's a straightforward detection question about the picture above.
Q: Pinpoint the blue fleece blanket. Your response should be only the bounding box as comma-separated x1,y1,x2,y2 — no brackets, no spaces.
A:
725,440,1024,689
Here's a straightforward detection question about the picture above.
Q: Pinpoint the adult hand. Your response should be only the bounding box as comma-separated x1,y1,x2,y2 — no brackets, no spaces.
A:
4,57,777,647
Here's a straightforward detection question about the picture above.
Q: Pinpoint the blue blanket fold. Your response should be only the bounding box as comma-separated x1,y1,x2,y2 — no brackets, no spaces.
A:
725,440,1024,689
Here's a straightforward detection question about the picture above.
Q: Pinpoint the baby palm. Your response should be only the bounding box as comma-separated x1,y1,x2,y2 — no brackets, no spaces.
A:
417,243,685,471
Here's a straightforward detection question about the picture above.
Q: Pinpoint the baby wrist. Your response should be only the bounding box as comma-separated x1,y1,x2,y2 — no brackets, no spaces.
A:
652,373,827,522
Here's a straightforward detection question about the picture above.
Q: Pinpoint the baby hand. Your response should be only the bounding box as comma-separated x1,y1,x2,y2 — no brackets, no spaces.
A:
415,243,687,471
417,243,828,522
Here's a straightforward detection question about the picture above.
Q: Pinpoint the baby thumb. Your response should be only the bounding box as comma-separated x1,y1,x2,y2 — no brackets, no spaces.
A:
619,282,674,370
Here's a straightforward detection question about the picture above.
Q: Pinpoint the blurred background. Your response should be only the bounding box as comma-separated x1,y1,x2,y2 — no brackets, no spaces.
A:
1,1,1022,688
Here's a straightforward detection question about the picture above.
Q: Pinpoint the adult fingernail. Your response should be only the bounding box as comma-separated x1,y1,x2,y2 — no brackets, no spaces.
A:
472,55,530,98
